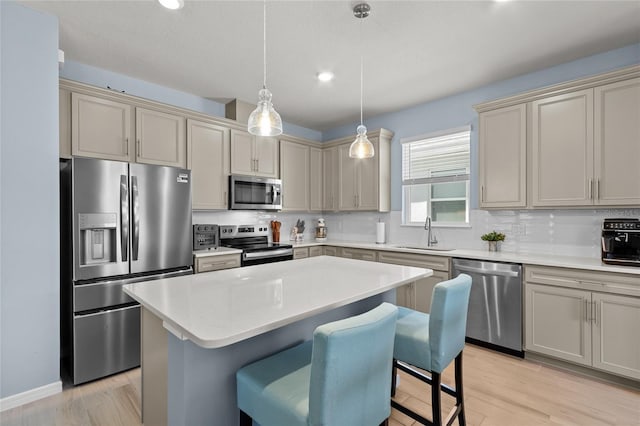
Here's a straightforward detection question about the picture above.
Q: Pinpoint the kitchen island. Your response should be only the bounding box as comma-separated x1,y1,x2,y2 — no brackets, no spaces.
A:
123,255,432,426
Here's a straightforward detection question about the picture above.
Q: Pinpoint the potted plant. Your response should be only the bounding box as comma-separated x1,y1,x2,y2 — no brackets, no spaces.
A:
481,231,506,252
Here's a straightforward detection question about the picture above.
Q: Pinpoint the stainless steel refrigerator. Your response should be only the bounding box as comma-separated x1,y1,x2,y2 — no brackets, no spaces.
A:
60,157,193,384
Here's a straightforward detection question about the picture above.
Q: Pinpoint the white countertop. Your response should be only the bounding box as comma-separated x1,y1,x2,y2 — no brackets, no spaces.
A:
291,240,640,276
193,246,242,258
123,256,432,349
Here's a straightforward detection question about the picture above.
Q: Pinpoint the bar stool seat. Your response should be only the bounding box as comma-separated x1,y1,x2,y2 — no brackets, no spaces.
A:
236,302,398,426
391,274,472,426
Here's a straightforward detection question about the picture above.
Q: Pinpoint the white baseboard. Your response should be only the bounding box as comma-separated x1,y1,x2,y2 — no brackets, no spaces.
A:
0,381,62,412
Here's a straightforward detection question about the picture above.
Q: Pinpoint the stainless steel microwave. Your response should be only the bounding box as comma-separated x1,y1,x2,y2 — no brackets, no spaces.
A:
229,175,282,211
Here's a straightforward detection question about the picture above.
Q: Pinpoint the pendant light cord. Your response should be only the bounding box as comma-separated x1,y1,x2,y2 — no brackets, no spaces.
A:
263,0,267,90
359,13,363,126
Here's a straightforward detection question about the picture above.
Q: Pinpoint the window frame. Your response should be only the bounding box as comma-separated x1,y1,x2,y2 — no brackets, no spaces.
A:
400,126,471,228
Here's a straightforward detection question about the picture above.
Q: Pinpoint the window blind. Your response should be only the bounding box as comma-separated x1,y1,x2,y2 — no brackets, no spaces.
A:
401,128,470,185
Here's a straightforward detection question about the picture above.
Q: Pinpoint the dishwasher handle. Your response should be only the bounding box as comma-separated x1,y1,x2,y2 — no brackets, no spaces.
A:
454,264,520,278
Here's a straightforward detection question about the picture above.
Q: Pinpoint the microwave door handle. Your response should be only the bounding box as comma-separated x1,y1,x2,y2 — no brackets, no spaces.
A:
131,175,139,261
272,185,280,203
120,175,129,261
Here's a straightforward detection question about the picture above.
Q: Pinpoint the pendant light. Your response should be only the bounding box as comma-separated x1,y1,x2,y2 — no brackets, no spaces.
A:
349,3,375,159
248,0,283,137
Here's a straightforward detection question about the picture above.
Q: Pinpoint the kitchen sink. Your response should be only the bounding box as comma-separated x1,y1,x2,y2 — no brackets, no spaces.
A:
394,245,455,252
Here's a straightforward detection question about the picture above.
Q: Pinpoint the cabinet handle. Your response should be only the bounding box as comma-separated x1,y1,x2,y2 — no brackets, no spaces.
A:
136,139,141,157
124,137,129,155
596,179,600,200
481,185,485,203
593,301,599,326
256,159,259,172
588,179,593,200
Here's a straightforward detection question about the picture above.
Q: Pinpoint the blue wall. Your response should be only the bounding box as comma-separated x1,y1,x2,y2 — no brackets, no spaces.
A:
322,43,640,211
61,60,323,142
1,2,60,399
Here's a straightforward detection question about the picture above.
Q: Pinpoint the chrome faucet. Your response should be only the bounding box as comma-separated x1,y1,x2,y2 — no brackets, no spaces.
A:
424,216,438,247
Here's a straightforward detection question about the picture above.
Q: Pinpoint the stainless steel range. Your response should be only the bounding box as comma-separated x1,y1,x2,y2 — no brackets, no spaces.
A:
219,224,293,266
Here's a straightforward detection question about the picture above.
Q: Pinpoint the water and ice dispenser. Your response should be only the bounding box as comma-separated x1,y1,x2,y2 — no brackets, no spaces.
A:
78,213,117,266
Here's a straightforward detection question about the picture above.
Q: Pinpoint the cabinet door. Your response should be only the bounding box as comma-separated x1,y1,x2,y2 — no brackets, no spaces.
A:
309,147,323,212
71,93,132,161
187,119,229,210
338,144,358,210
60,88,72,159
322,147,339,211
525,284,591,366
594,78,640,206
323,246,338,256
135,107,186,168
414,270,449,314
195,254,240,273
230,129,255,175
280,141,309,211
531,89,594,206
592,293,640,380
478,104,526,208
309,246,323,257
340,247,377,262
255,136,279,178
357,137,379,210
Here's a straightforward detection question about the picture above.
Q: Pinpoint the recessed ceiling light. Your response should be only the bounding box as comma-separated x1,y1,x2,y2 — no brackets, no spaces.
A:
317,71,335,82
158,0,184,10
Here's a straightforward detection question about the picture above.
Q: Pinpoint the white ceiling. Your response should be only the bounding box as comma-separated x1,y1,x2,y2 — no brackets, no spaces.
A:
20,0,640,131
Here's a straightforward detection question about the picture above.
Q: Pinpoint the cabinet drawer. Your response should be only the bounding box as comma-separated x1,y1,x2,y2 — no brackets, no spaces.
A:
323,246,339,256
293,248,309,259
340,248,377,262
309,246,323,257
525,265,640,297
195,255,240,273
378,251,450,272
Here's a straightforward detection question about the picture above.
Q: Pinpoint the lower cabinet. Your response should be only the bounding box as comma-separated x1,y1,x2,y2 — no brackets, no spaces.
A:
524,265,640,380
194,254,241,273
293,248,309,259
323,246,339,257
377,251,450,313
309,246,323,257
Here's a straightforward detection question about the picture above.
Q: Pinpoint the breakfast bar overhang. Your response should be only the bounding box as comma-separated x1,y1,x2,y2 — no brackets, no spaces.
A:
123,256,432,425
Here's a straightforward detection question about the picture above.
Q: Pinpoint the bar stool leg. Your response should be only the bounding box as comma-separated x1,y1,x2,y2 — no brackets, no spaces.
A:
432,371,442,426
391,359,398,397
455,353,466,426
239,410,252,426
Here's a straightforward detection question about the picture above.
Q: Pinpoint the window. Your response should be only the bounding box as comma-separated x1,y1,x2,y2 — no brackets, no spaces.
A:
401,126,470,226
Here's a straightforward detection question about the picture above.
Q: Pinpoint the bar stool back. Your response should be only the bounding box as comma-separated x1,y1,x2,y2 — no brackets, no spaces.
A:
391,274,472,426
236,302,398,426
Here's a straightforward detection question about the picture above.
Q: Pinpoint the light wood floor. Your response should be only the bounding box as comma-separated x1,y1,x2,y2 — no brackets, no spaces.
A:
1,344,638,426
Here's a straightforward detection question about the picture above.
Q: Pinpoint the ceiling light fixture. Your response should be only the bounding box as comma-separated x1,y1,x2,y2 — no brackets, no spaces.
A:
248,0,283,137
349,3,374,159
158,0,184,10
317,71,335,82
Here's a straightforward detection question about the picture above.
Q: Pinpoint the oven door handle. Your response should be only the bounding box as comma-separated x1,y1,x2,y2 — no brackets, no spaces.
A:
243,248,293,260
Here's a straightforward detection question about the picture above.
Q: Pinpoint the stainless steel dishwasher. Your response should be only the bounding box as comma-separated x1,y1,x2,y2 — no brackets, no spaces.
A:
451,258,523,357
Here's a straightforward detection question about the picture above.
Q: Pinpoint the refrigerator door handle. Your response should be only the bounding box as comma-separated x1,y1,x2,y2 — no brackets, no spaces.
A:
120,175,129,261
131,175,139,261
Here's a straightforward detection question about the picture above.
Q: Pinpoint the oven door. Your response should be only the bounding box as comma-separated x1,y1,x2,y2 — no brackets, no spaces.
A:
242,248,293,266
229,175,282,211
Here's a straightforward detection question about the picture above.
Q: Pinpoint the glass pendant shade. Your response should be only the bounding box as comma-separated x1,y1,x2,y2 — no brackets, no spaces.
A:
248,88,283,137
349,124,374,159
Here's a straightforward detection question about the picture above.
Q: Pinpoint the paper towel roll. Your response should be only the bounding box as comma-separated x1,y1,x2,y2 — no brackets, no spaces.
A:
376,222,386,244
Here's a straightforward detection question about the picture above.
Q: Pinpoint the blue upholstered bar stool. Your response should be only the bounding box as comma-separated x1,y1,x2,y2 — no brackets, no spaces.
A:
391,274,472,426
236,302,398,426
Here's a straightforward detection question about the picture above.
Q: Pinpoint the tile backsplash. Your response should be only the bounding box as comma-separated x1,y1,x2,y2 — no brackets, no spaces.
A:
194,208,640,259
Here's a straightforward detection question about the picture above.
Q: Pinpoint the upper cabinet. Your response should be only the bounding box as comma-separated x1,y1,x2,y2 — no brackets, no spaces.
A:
333,129,392,212
309,147,323,212
322,147,339,212
135,107,186,168
475,65,640,209
187,119,229,210
279,139,310,211
59,88,72,159
531,89,594,207
478,104,526,208
593,78,640,206
71,92,133,162
230,129,278,178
